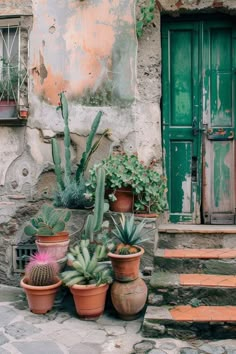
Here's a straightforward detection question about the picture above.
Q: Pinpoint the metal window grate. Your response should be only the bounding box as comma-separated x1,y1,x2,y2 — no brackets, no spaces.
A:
12,244,37,273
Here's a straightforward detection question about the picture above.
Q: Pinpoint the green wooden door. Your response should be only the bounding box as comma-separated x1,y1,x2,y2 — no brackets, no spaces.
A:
202,21,236,224
162,19,236,224
162,21,202,223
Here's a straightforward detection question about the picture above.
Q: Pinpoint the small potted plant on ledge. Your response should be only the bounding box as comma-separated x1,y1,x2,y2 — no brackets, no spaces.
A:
24,204,71,261
20,252,62,314
61,242,113,320
0,59,26,119
86,152,167,215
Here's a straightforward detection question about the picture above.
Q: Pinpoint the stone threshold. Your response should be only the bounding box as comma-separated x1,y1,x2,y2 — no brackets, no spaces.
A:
156,248,236,259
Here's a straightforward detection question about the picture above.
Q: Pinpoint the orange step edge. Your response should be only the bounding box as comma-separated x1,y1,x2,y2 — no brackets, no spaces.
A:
179,274,236,287
170,305,236,322
164,248,236,259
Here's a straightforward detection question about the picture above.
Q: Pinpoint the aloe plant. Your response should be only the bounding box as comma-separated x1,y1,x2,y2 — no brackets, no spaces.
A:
62,242,113,286
24,204,71,236
111,214,151,254
52,92,110,209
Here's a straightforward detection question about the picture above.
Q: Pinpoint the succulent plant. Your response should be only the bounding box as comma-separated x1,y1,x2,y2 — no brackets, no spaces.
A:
111,214,150,255
24,204,71,237
25,252,59,286
52,92,111,209
62,242,113,286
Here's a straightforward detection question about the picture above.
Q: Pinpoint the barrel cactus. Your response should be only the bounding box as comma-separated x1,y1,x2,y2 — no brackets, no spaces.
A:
25,252,59,286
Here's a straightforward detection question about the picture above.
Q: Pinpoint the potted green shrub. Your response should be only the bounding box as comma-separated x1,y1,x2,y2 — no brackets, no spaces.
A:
61,242,113,319
20,252,62,314
108,213,150,282
0,59,26,118
24,204,71,261
86,152,167,214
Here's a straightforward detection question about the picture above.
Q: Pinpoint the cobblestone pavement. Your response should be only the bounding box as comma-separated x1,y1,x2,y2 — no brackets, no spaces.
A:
1,285,236,354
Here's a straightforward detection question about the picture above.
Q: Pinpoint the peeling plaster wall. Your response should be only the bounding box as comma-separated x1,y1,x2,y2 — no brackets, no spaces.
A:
30,0,136,105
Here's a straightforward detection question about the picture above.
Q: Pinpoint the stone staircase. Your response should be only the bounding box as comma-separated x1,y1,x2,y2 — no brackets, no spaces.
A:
142,224,236,339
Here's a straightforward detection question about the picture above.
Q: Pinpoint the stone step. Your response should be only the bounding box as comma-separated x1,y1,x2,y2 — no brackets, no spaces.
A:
148,272,236,306
158,224,236,250
142,305,236,339
154,248,236,274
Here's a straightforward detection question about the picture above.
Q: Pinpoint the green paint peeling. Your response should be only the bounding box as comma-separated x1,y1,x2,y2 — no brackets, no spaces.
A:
213,142,230,207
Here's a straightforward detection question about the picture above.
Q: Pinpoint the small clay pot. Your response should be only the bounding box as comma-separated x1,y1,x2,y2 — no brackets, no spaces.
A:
108,187,134,213
36,231,69,243
20,276,62,314
108,246,144,282
36,240,69,261
70,283,109,320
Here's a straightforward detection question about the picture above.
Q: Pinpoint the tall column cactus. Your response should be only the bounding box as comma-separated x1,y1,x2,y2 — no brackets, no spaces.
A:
60,92,72,184
84,166,106,241
51,92,110,209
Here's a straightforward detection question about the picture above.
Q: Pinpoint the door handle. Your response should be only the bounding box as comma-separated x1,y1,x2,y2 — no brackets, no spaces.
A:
192,117,206,136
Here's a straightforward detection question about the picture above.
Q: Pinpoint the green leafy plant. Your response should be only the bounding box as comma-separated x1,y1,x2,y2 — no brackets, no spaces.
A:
0,58,26,101
25,252,59,286
24,204,71,236
61,242,113,286
111,213,150,255
136,0,155,38
86,152,167,214
52,92,110,209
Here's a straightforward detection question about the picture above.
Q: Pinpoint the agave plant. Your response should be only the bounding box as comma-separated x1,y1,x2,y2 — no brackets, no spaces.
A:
24,204,71,236
61,242,113,286
111,214,150,255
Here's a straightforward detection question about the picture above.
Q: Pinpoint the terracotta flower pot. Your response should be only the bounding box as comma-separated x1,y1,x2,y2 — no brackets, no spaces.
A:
36,231,69,243
20,276,62,314
70,283,109,320
36,240,69,261
111,277,147,320
108,246,144,282
108,187,134,213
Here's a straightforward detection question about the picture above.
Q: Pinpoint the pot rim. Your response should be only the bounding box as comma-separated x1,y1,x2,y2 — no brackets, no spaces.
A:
108,246,144,259
20,276,62,290
36,231,69,239
70,283,109,290
36,240,69,246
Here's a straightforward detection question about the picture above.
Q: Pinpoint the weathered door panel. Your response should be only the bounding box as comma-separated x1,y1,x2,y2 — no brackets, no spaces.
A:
162,22,201,223
202,22,236,224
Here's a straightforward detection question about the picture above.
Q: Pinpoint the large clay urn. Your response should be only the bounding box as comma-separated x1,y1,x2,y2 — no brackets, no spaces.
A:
111,277,147,320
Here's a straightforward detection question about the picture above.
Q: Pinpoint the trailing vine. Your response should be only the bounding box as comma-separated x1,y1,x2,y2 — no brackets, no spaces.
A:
136,0,155,38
